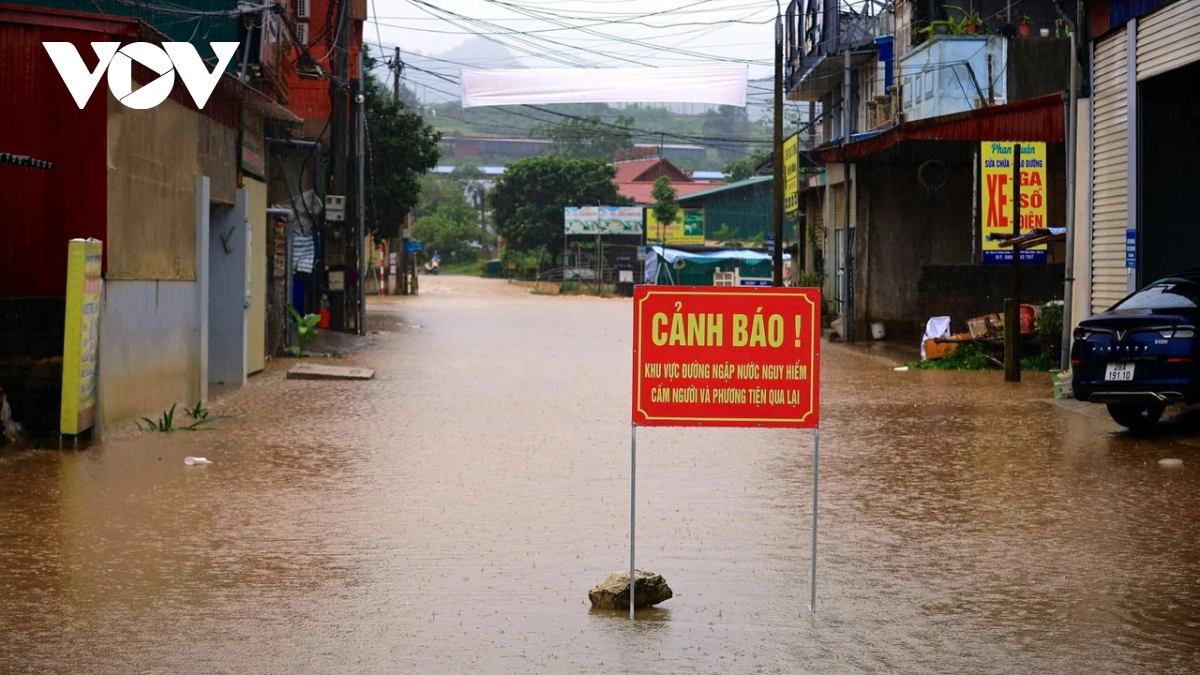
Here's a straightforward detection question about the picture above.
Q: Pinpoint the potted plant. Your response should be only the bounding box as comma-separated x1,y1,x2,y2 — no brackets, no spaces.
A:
1019,15,1033,37
963,11,983,34
947,6,983,34
916,18,962,43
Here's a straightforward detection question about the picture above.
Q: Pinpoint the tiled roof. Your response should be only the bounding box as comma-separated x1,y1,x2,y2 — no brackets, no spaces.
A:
613,159,663,182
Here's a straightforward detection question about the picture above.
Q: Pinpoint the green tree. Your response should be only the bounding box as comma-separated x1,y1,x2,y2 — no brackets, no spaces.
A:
449,164,491,256
490,156,632,253
651,176,679,241
449,162,485,188
411,174,479,260
533,115,635,161
722,148,768,183
363,49,441,240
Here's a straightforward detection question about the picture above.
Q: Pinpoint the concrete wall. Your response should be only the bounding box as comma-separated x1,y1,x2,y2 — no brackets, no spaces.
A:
1070,98,1094,339
898,36,1007,121
98,280,201,432
245,179,268,375
859,144,975,335
106,92,237,281
208,191,248,387
857,141,1067,339
918,264,1067,335
1008,37,1072,102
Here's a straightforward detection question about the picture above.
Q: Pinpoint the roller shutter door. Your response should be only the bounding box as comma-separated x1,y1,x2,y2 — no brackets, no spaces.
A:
1091,29,1129,313
1137,0,1200,80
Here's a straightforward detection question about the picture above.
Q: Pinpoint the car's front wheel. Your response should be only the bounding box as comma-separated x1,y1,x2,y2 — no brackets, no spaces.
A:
1106,401,1165,431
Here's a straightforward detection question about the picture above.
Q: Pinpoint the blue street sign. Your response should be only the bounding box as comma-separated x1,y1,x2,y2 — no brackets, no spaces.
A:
407,241,425,253
1126,229,1136,268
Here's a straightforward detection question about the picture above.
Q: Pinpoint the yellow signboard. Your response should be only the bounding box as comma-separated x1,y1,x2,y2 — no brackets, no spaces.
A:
647,208,705,245
61,238,102,435
784,134,800,217
980,141,1048,264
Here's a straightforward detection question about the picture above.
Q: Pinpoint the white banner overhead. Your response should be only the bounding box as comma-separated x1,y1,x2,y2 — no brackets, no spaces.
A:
459,66,747,108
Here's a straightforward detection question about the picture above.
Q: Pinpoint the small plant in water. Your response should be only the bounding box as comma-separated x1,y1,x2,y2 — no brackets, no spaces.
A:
137,402,216,432
286,304,321,357
137,403,177,432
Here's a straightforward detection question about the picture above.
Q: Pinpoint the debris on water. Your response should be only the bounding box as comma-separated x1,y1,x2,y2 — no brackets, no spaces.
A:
893,366,909,372
287,364,375,381
184,456,212,466
1159,458,1183,468
0,389,25,445
411,324,424,329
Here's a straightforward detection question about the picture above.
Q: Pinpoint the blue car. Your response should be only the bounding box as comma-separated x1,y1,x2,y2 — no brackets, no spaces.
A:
1072,272,1200,430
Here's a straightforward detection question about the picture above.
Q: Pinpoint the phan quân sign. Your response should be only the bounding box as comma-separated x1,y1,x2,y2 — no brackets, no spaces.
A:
980,141,1048,264
632,286,820,428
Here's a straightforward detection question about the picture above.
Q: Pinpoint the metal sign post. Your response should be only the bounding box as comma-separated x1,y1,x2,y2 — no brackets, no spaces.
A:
630,286,822,619
810,426,819,612
630,423,637,620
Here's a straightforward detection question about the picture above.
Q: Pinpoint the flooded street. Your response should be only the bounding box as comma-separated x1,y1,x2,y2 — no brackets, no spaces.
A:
3,275,1200,674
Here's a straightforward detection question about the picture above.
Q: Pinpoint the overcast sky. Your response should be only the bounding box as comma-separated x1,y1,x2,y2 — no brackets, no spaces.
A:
366,0,782,82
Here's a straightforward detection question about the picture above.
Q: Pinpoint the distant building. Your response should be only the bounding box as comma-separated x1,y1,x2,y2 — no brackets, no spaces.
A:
440,136,708,164
613,158,713,206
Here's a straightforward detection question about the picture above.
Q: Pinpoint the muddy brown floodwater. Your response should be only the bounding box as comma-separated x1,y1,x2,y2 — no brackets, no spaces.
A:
3,275,1200,674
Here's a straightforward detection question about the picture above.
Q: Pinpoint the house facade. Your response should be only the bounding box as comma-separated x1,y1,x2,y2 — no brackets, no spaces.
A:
1073,0,1200,326
0,3,303,436
786,0,1072,340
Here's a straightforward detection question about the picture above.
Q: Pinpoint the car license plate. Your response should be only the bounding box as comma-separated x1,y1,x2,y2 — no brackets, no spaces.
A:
1105,362,1136,381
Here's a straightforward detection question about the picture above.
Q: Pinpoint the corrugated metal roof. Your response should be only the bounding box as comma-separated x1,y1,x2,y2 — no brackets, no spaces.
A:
617,181,711,205
677,175,772,203
815,93,1066,163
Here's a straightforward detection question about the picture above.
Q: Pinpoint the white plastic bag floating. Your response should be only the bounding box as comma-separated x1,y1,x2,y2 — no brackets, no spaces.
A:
920,316,952,361
184,456,212,466
0,392,24,445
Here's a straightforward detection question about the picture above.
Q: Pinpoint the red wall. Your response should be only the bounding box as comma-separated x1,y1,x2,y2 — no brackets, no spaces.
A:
0,16,111,298
283,0,362,134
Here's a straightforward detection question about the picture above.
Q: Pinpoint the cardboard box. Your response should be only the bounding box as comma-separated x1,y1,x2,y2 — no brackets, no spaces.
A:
967,317,991,339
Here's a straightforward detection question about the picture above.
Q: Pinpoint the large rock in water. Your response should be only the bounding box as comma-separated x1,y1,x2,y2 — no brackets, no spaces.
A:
588,570,673,610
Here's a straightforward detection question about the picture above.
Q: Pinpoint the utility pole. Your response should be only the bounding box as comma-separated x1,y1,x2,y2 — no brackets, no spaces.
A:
771,7,784,286
842,48,852,340
1006,144,1023,383
357,53,366,335
1058,0,1082,372
393,46,400,104
329,0,351,329
476,189,486,260
393,46,409,295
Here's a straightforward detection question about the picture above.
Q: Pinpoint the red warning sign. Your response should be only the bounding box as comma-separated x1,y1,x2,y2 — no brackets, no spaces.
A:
632,286,821,428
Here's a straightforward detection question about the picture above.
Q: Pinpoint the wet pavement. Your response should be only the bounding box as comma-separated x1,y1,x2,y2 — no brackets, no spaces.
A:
3,275,1200,674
